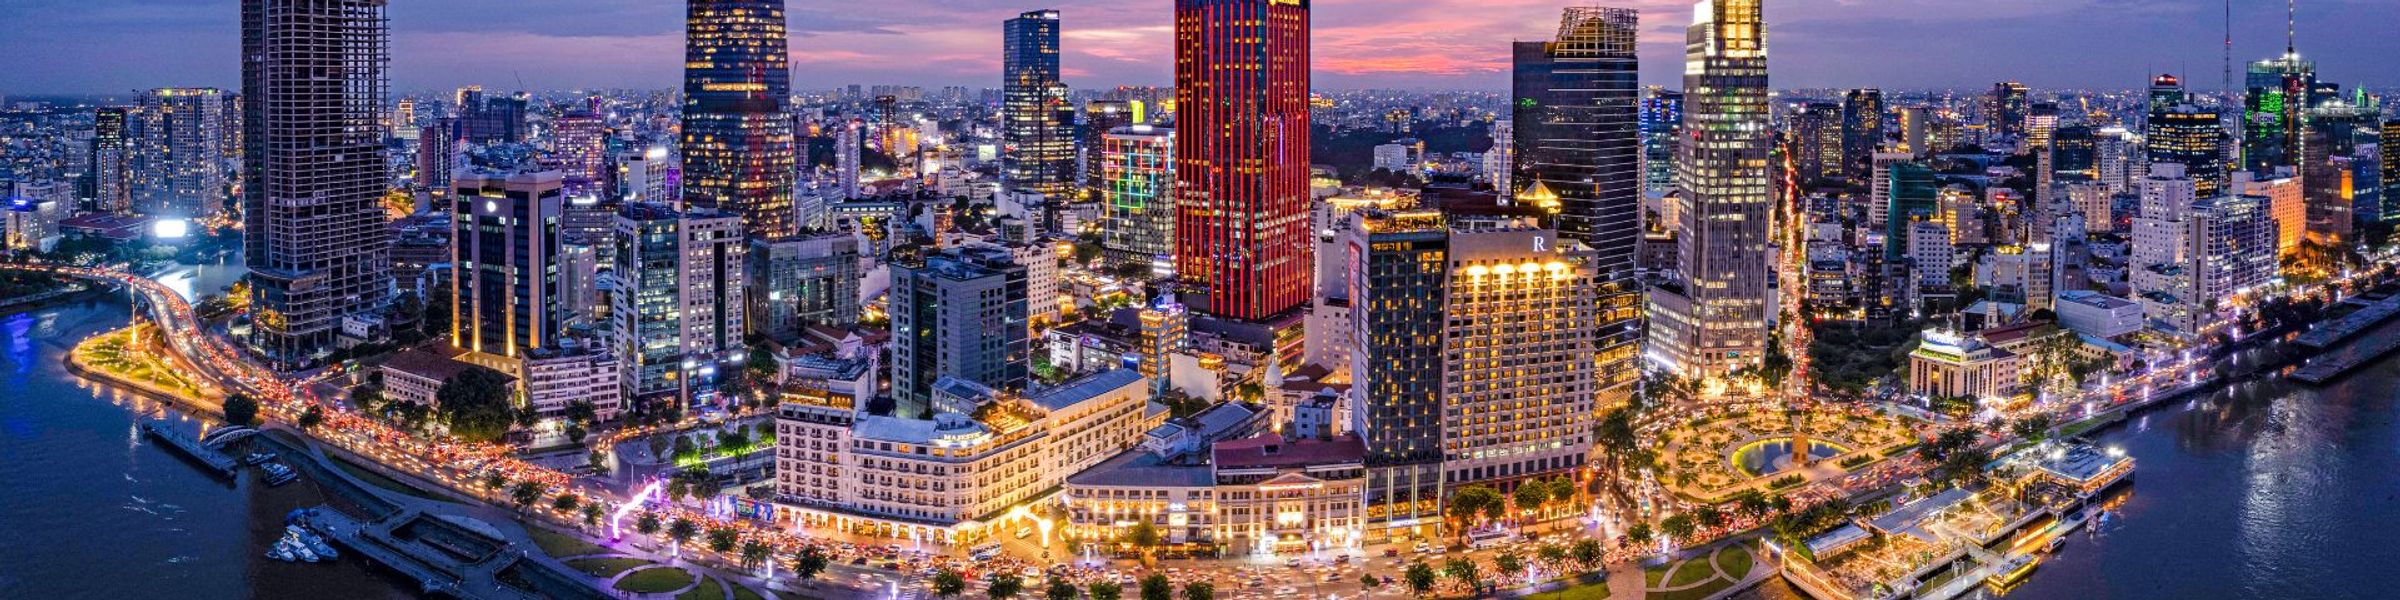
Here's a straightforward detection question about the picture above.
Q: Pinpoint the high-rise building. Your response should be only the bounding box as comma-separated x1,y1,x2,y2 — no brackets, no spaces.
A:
888,245,1030,418
1790,102,1842,183
130,88,230,219
2191,192,2278,313
2243,51,2318,173
1883,161,1937,261
1990,81,2029,138
2050,125,2096,180
1100,124,1175,273
551,112,607,187
1897,105,1931,155
416,121,458,199
1172,0,1312,321
2023,101,2060,151
449,170,565,359
241,0,395,365
1509,5,1642,407
1647,0,1770,379
681,0,798,240
2131,163,2198,334
2383,120,2400,223
833,120,861,200
1082,99,1137,191
1640,87,1684,195
88,107,131,214
2146,97,2227,198
1841,88,1884,181
1003,10,1076,198
746,232,861,343
457,91,528,145
1484,119,1513,198
613,203,747,411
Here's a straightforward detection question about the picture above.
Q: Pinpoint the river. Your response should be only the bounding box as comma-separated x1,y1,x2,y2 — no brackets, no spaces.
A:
0,256,417,599
1739,347,2400,599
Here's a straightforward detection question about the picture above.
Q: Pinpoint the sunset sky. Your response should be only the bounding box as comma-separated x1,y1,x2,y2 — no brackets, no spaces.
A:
4,0,2395,94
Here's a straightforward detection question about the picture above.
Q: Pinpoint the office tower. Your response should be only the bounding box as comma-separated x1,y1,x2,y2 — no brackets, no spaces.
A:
2132,163,2197,333
613,203,747,410
1841,88,1884,181
1172,0,1312,321
2384,120,2400,224
746,232,861,343
1883,161,1936,261
1509,6,1642,406
458,91,528,145
1003,10,1076,198
1791,102,1842,183
2146,73,2188,116
681,0,798,240
2050,125,2096,180
2191,192,2278,312
2147,99,2227,198
1099,124,1175,273
241,0,394,365
391,98,415,137
610,145,672,204
1485,119,1513,198
833,120,861,200
2023,102,2060,150
888,245,1029,418
1646,0,1770,380
2299,103,2376,246
2243,50,2317,173
416,122,457,198
89,107,131,214
449,170,565,359
1990,81,2029,138
1082,99,1137,191
2096,126,2136,195
129,88,230,219
551,112,606,186
1640,87,1684,195
1897,106,1931,155
1346,209,1599,535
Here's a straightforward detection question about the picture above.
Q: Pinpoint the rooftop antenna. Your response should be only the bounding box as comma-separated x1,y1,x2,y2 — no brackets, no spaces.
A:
2286,0,2297,56
2223,0,2233,100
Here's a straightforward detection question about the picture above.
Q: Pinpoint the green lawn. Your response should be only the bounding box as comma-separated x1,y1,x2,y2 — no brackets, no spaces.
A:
1644,566,1666,588
730,583,768,600
329,456,455,503
527,526,610,558
566,557,655,578
677,577,728,600
1522,581,1611,600
1715,546,1756,580
615,566,697,594
1664,558,1716,588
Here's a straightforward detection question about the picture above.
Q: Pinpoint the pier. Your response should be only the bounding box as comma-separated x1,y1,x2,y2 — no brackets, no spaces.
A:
2290,300,2400,384
141,422,239,477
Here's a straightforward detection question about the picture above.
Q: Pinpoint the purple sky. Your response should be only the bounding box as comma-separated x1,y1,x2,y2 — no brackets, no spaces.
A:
3,0,2395,95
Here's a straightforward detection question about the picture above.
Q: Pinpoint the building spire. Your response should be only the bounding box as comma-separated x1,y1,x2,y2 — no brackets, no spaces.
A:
2286,0,2297,56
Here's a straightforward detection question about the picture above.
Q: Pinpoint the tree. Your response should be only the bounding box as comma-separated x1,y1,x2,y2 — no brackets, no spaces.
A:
1088,581,1123,600
635,512,663,536
1403,562,1437,596
435,366,518,443
482,471,508,491
1626,522,1654,546
1182,581,1213,600
1442,558,1479,587
297,404,324,429
988,572,1025,599
1695,505,1727,529
1139,574,1172,600
1359,573,1382,589
931,569,968,597
2011,415,2055,443
740,539,770,570
1122,520,1162,558
580,503,604,532
1537,543,1568,568
793,547,829,582
666,518,699,553
1494,552,1525,578
552,493,580,513
1447,486,1503,537
667,479,692,503
1045,576,1080,600
706,526,740,554
1733,490,1773,519
1512,483,1549,519
221,393,260,427
509,481,543,513
1570,539,1604,567
1660,514,1696,541
564,400,598,426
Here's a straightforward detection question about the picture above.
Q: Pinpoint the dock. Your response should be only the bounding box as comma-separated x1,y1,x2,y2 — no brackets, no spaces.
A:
2294,294,2400,350
2291,301,2400,384
142,422,240,477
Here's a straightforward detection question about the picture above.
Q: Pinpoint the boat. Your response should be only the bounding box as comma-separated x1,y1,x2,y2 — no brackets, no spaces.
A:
261,462,298,486
1984,554,2040,588
2043,537,2066,554
243,452,274,466
267,544,294,562
290,526,338,559
287,537,319,562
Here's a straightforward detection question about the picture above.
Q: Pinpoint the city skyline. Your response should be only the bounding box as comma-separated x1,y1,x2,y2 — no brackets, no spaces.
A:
8,0,2400,95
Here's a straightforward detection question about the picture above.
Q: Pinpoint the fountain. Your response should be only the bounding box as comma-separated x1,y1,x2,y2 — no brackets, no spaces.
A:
1731,438,1848,478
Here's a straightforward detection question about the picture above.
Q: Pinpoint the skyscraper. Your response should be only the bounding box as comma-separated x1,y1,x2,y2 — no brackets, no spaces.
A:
551,111,607,187
614,203,747,410
2146,77,2228,199
1003,10,1076,199
1842,88,1884,182
1640,87,1684,195
1791,102,1841,183
88,107,131,214
1100,124,1175,273
889,246,1029,418
1647,0,1770,380
242,0,394,366
130,88,230,219
1173,0,1312,321
2243,50,2318,173
1990,81,2029,138
681,0,797,240
449,170,565,359
1082,99,1137,191
1510,6,1643,407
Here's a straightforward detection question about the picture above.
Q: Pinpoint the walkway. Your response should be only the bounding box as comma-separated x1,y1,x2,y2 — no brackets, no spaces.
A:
1639,543,1773,600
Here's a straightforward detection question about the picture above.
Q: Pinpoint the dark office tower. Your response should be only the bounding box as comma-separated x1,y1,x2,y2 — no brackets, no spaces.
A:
1990,81,2029,138
1841,88,1884,181
2147,101,2227,199
1510,5,1642,404
459,93,527,145
2146,73,2188,116
2383,120,2400,224
1882,161,1935,260
2244,52,2317,173
1791,102,1841,183
1082,99,1136,191
449,171,564,359
241,0,393,366
1172,0,1311,321
415,122,456,197
1640,88,1683,194
888,246,1029,418
2050,125,2096,179
89,107,131,214
1004,10,1076,199
1646,0,1770,379
680,0,798,241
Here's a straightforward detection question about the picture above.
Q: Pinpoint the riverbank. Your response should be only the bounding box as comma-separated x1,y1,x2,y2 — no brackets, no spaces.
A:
63,323,224,414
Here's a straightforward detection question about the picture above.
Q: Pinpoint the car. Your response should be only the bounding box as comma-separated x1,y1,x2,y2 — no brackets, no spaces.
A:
1413,543,1431,554
1015,526,1035,539
1382,548,1400,557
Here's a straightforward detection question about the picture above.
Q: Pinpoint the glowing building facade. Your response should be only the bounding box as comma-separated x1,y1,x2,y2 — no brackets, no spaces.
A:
1172,0,1312,321
1647,0,1771,379
680,0,797,240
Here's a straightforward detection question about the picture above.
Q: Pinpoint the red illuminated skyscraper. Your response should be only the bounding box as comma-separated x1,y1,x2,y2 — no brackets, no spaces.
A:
1172,0,1312,321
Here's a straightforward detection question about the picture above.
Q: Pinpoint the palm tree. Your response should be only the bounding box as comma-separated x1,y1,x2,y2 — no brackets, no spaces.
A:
1045,576,1079,600
635,512,662,537
666,518,699,556
739,539,770,571
552,493,581,514
1139,574,1172,600
792,546,829,584
1570,539,1604,568
1493,552,1525,580
509,481,544,514
1088,581,1123,600
1660,514,1696,542
988,572,1025,599
931,569,967,598
1182,581,1214,600
579,503,604,532
1403,562,1437,596
705,527,739,555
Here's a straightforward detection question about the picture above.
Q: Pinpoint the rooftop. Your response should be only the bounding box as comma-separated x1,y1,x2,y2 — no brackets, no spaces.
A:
1212,433,1365,470
1025,368,1145,412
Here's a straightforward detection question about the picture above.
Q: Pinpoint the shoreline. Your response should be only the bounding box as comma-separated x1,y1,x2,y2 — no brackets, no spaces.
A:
62,332,228,419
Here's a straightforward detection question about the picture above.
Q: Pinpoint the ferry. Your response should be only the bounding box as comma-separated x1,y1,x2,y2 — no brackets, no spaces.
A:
261,462,298,486
1985,554,2041,588
243,452,275,466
